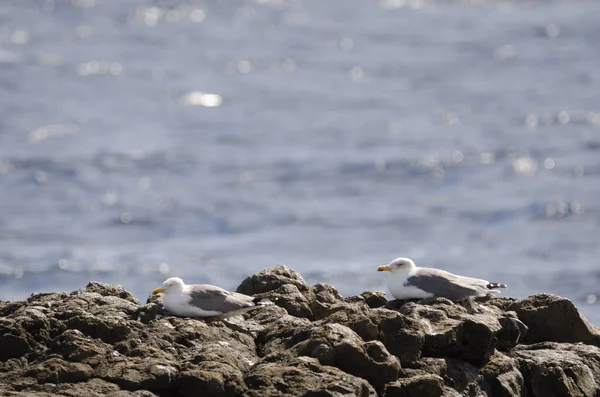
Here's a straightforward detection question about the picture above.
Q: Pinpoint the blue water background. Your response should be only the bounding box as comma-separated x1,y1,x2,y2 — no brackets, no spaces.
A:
1,0,600,323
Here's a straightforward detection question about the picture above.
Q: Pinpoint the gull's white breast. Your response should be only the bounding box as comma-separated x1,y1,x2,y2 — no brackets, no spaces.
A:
387,268,434,300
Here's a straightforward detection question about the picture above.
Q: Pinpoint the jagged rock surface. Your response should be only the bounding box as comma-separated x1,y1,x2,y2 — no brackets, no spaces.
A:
1,265,600,396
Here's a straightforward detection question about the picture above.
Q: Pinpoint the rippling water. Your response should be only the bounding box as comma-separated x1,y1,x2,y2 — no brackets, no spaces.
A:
1,0,600,323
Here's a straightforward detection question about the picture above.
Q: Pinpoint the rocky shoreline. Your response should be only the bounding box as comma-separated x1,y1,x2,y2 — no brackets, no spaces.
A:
1,265,600,397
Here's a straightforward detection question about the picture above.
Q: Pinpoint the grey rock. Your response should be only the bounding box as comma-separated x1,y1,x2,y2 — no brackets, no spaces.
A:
511,343,600,397
243,356,377,397
383,374,444,397
97,358,179,391
0,320,32,361
496,313,529,350
177,364,245,397
478,354,526,397
508,294,600,345
360,290,389,308
444,358,480,393
65,314,133,344
371,308,427,366
237,265,310,294
310,283,344,320
286,323,401,390
25,357,94,384
399,301,502,365
259,283,314,319
319,303,379,341
82,282,140,305
1,266,600,397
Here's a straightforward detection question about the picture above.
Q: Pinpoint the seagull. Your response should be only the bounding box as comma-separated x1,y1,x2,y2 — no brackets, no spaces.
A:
377,257,507,302
152,277,271,319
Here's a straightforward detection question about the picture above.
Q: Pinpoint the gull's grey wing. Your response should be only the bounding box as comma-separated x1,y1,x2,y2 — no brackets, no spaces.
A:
405,269,485,301
188,285,257,313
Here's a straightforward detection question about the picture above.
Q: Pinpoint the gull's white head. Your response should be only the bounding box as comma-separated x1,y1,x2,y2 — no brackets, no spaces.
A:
152,277,185,295
377,257,416,273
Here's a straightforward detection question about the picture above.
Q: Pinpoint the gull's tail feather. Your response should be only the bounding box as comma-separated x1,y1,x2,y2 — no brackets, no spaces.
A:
487,282,508,289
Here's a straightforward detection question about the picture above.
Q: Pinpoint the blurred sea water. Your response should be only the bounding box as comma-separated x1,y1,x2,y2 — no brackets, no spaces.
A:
1,0,600,323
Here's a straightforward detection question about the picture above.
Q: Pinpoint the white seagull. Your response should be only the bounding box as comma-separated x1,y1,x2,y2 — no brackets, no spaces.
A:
152,277,271,319
377,257,507,302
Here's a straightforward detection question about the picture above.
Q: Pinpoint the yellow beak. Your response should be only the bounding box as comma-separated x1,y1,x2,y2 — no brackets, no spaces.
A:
377,265,392,272
152,287,166,295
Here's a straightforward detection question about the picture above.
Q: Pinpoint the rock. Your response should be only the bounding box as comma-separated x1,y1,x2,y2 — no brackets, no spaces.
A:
25,357,94,384
0,320,32,361
511,343,600,397
383,374,444,397
65,314,133,344
237,266,316,319
256,308,313,356
237,265,309,294
371,308,427,366
496,313,529,350
258,283,314,319
478,353,526,397
132,302,165,324
177,364,245,397
97,358,179,391
310,283,344,320
405,357,447,378
508,294,600,345
243,356,377,397
285,323,401,390
360,291,389,308
398,301,502,365
345,291,389,309
82,282,140,305
444,358,480,393
2,266,600,396
50,329,109,364
319,303,379,341
441,354,528,397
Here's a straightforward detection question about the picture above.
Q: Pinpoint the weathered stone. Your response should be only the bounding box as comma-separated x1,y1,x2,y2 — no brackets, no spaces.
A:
25,357,93,383
478,354,526,397
319,303,379,341
496,313,528,350
12,308,53,344
360,291,389,308
65,314,133,344
257,283,314,319
0,320,32,360
237,265,310,294
406,357,447,377
1,266,600,397
444,358,479,393
177,363,245,397
243,356,377,397
2,378,124,397
398,301,502,365
286,323,400,390
508,294,600,345
310,283,344,319
132,302,165,324
82,282,140,305
372,309,427,366
383,374,444,397
512,343,600,397
51,329,109,364
98,359,179,391
255,305,312,356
